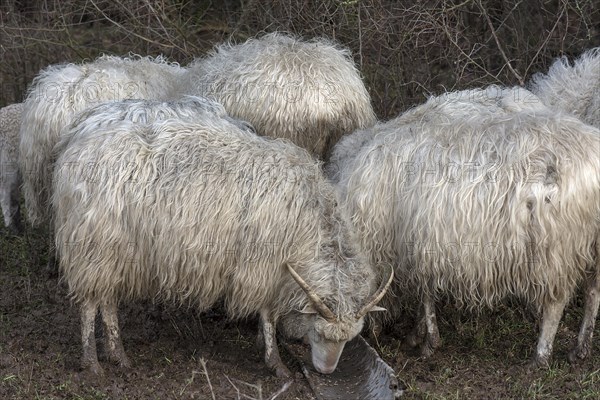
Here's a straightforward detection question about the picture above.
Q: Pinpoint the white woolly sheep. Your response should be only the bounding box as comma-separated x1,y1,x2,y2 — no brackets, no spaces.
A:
529,47,599,128
0,103,24,235
330,86,600,367
54,95,233,150
20,54,185,226
52,98,392,377
177,32,376,160
326,119,387,184
529,48,600,364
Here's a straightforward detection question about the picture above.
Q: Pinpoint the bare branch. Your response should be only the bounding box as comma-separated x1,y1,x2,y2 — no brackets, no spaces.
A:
524,4,567,78
478,0,524,85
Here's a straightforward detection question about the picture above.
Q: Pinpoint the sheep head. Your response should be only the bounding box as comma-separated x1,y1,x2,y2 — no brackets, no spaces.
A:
283,263,393,374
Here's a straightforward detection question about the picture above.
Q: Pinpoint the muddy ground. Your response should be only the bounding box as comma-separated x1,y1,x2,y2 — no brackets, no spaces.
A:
1,229,599,400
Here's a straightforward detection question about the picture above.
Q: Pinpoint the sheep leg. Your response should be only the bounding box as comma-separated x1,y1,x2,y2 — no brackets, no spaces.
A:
569,261,600,363
100,300,131,368
0,166,22,235
9,202,23,235
80,299,103,375
8,174,23,235
256,316,266,352
0,185,19,234
0,186,9,228
405,307,427,348
259,309,291,378
419,293,441,357
531,297,568,368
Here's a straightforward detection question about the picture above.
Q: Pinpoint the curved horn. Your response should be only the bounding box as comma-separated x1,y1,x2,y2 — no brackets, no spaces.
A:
355,263,394,319
286,264,337,322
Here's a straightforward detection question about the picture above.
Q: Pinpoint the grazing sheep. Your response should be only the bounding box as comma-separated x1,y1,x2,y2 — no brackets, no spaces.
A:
529,48,600,364
178,32,376,159
0,103,24,235
52,99,392,377
330,86,600,367
20,54,185,226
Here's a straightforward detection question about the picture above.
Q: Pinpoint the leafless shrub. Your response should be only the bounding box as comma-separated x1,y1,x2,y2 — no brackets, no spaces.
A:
1,0,598,117
234,0,599,116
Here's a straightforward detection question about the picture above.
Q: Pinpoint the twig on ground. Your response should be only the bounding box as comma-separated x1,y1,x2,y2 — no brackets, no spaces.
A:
199,358,216,400
225,374,264,400
267,379,293,400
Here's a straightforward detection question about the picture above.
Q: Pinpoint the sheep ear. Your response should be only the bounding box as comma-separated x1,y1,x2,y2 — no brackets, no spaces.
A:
300,304,318,314
368,306,387,313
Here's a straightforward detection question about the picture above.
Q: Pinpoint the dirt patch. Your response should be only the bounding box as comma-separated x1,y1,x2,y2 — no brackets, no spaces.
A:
0,232,315,400
1,230,599,399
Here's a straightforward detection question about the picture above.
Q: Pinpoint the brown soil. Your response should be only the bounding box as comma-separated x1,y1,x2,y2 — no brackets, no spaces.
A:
1,231,599,399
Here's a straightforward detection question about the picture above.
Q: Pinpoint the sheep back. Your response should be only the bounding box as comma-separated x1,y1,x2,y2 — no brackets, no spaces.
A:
53,100,374,321
179,32,376,159
335,86,600,314
529,47,600,128
20,54,185,225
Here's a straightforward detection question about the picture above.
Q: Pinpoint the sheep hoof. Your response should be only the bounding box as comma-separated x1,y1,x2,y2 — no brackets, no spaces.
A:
256,331,265,352
405,333,422,348
528,356,550,370
82,360,105,376
275,364,292,379
418,332,442,358
7,223,23,237
418,342,436,358
567,346,589,364
118,356,132,369
107,350,131,369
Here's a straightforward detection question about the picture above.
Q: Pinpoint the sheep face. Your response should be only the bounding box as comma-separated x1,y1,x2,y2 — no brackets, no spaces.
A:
308,313,365,374
280,261,393,374
280,307,365,374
